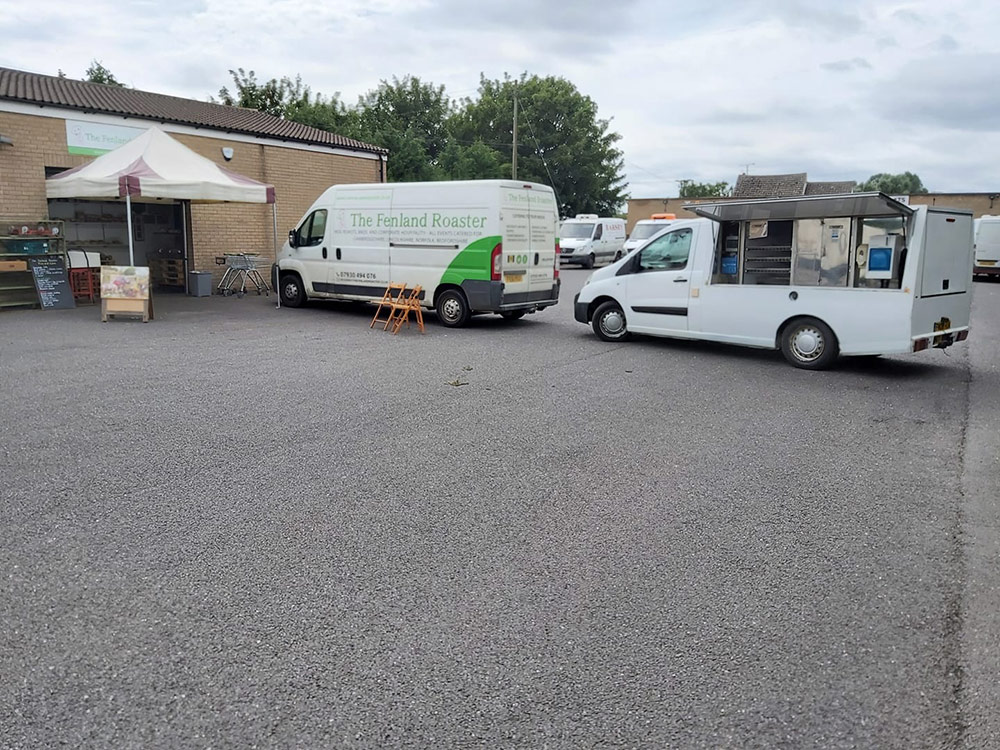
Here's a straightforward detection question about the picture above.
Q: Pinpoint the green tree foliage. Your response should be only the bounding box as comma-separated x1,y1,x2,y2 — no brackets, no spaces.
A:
449,73,627,216
677,180,731,198
349,76,455,182
436,140,506,181
858,172,928,195
84,60,126,87
215,68,350,129
213,69,626,210
216,69,295,117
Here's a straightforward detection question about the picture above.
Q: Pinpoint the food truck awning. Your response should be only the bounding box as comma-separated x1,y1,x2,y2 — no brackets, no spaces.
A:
685,192,914,222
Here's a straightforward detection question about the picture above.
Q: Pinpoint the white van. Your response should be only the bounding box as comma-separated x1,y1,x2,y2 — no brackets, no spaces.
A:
974,215,1000,277
559,215,627,268
574,193,974,369
623,218,676,254
275,180,560,326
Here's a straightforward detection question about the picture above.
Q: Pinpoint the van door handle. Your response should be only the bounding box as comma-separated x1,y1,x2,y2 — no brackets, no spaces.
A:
674,277,688,282
336,248,342,260
322,247,327,259
534,252,539,265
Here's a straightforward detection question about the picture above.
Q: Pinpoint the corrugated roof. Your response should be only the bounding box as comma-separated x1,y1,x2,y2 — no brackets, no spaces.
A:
0,67,386,155
805,180,857,195
733,173,807,198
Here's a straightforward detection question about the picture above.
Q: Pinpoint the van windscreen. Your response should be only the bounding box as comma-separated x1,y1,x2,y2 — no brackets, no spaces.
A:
561,223,595,239
631,223,667,240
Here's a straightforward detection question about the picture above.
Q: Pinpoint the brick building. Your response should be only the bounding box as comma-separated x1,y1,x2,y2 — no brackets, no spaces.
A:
0,66,386,288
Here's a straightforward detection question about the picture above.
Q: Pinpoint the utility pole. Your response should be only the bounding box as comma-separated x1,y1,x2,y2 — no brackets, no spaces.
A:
512,95,518,180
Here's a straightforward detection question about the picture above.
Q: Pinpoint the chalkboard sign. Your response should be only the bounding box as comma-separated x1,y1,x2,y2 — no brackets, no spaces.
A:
28,256,76,309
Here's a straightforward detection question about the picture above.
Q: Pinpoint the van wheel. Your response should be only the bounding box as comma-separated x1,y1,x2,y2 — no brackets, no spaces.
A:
436,289,471,327
780,317,839,369
585,253,596,269
614,250,622,261
593,301,630,342
280,273,306,308
501,310,526,321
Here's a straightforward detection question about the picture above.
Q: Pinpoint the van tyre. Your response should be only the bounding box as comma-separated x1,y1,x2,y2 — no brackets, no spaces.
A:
501,310,526,321
614,250,622,261
280,273,306,308
585,253,596,269
780,317,839,370
593,301,630,342
436,288,471,327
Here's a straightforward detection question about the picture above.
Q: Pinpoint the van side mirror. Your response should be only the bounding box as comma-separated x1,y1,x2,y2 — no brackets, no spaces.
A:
287,229,298,248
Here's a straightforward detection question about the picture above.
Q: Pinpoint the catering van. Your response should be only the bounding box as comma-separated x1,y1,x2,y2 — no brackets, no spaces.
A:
574,193,974,369
973,215,1000,277
623,217,677,254
275,180,560,326
559,215,627,268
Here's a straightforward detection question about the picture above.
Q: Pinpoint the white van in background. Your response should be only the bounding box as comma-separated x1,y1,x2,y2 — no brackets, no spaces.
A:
275,180,560,326
560,215,627,268
974,215,1000,277
623,216,677,254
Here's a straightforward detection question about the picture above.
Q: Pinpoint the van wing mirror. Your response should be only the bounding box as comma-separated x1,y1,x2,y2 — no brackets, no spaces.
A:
288,229,298,248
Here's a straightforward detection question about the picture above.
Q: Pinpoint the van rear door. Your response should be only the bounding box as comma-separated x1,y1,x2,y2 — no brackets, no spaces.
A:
498,186,533,300
920,209,973,297
527,190,558,298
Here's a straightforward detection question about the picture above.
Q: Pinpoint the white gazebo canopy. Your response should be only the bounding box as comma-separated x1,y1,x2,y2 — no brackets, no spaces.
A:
46,126,277,265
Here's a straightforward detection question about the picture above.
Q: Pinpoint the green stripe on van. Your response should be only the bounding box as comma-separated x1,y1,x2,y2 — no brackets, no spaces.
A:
440,235,500,286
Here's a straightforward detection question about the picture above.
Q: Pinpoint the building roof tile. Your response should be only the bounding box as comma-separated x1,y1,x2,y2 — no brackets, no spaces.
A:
0,67,386,155
733,173,808,198
805,180,857,195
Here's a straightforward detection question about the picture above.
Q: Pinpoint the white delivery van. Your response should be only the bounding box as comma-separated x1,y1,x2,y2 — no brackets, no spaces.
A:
574,193,974,369
973,215,1000,277
275,180,560,326
623,217,676,254
559,215,627,268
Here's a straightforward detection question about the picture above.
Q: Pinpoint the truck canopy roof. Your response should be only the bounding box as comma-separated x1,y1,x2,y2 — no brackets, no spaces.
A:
685,192,913,222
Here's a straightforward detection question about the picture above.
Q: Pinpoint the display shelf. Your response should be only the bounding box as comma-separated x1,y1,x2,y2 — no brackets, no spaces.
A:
0,218,66,310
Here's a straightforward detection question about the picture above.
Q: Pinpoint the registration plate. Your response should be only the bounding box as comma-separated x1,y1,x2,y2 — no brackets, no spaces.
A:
981,260,997,266
505,273,524,282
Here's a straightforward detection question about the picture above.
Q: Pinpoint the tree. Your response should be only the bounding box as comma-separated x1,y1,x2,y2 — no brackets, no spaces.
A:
84,60,126,87
215,68,351,131
436,140,506,181
210,69,626,199
858,172,928,195
678,180,731,198
449,73,627,216
216,68,293,117
350,76,455,181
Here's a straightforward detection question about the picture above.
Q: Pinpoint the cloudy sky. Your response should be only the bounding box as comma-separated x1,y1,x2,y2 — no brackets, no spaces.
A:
1,0,996,198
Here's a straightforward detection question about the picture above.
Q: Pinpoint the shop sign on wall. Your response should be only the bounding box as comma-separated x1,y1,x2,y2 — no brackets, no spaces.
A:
66,120,144,156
